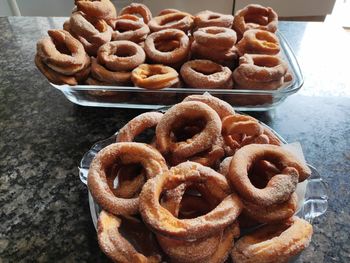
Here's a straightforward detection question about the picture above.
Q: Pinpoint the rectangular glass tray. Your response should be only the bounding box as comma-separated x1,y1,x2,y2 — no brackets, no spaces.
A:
51,32,303,111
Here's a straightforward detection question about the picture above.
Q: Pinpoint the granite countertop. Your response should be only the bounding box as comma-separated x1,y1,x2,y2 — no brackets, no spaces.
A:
0,17,349,262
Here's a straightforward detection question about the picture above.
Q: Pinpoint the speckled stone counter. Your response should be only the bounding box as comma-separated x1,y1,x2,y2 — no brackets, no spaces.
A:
0,17,349,262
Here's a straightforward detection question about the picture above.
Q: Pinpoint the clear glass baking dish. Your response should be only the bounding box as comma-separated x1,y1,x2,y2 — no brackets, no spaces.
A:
51,32,303,111
78,117,328,229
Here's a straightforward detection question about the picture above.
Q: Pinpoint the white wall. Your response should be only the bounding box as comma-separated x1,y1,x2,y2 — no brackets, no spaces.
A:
235,0,336,17
0,0,14,16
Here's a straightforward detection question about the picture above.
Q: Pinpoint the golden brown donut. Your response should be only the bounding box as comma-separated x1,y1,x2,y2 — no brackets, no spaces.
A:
35,54,90,85
66,11,112,56
236,29,280,56
180,60,232,89
233,4,278,38
91,57,132,85
144,29,190,65
36,29,89,75
228,144,311,206
88,142,168,215
119,3,153,24
111,17,150,43
221,114,272,153
233,54,288,90
75,0,117,21
194,10,234,29
193,26,237,48
183,94,235,119
97,40,146,71
116,112,164,142
131,64,179,90
139,161,243,239
156,101,222,159
97,211,162,263
231,216,313,263
148,12,194,33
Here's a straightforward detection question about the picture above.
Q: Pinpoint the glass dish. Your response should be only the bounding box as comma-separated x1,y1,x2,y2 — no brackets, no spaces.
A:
79,119,328,229
52,32,303,111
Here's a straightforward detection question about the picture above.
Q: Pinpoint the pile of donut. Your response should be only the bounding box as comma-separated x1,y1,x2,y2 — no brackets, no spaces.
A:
35,1,292,91
87,93,313,263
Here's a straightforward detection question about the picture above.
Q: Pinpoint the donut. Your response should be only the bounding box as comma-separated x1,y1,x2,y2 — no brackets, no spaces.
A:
222,114,267,152
236,29,280,56
66,11,112,56
35,54,90,85
231,216,313,263
242,192,298,223
97,40,146,71
193,26,237,48
91,57,132,85
228,144,311,206
194,10,234,29
116,112,164,142
111,16,150,43
75,0,117,21
233,54,288,90
139,161,243,239
155,101,222,159
180,60,232,89
183,94,235,119
97,211,162,263
233,4,278,38
119,3,153,24
36,29,89,75
148,12,194,33
144,29,190,65
131,64,179,90
87,142,168,215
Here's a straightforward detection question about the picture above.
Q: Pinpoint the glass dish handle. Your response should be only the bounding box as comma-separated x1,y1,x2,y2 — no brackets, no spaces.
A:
297,165,329,223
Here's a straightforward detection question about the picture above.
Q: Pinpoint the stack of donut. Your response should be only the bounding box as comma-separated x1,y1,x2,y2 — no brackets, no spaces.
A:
35,2,294,94
87,93,314,263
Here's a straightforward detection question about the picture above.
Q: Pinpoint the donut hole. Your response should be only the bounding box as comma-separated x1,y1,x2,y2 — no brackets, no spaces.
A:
204,28,225,35
160,14,186,26
133,127,156,144
53,39,72,55
255,32,275,42
114,46,136,57
208,14,220,20
107,163,145,198
119,216,161,256
192,64,222,76
248,160,281,189
253,57,280,68
171,118,206,141
155,39,180,52
160,184,219,219
245,14,268,25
